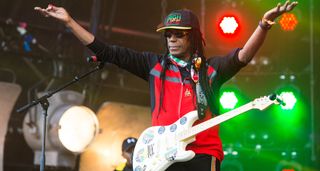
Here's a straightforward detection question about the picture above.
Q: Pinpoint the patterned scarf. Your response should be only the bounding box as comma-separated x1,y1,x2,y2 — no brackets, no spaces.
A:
168,54,188,67
168,54,207,119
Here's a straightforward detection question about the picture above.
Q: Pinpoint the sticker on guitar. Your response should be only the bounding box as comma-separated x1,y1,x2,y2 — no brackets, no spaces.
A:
133,94,285,171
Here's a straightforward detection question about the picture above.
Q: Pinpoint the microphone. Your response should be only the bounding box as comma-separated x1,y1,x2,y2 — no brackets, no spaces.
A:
86,55,106,70
86,55,106,69
86,55,99,63
86,55,108,63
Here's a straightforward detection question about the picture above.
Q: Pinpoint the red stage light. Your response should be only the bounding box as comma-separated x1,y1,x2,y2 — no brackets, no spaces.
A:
219,16,239,35
279,13,298,31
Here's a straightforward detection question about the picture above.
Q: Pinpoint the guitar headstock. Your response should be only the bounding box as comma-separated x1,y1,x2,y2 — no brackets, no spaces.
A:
252,94,280,110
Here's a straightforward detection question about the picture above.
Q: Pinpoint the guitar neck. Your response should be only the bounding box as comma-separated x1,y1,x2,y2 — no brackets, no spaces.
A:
178,102,254,141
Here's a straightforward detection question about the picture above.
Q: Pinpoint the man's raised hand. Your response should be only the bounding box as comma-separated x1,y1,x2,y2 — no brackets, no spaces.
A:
264,0,298,21
34,4,71,24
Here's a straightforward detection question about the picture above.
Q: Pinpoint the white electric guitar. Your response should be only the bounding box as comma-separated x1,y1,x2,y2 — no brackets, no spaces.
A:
132,94,283,171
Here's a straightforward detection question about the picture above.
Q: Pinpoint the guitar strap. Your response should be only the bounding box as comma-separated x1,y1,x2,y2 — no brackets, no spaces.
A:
168,54,207,119
191,57,207,120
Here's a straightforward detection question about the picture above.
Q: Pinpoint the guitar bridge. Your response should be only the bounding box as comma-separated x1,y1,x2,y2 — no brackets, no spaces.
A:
165,148,177,161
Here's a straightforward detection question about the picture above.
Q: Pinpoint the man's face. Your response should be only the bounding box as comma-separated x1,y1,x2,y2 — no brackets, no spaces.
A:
165,29,191,59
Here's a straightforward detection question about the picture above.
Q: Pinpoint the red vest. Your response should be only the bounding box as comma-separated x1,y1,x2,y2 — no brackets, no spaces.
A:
149,61,224,161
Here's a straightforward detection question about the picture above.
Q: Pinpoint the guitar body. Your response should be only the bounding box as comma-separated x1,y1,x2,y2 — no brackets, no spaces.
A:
132,95,279,171
133,110,198,171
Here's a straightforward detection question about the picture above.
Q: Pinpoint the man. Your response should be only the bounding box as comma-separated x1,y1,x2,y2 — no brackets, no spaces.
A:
35,1,298,170
115,137,137,171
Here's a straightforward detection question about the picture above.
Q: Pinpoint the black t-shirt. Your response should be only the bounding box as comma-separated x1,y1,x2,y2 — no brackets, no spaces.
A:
87,38,247,114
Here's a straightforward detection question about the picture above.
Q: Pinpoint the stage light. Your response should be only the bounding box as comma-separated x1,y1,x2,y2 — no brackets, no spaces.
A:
289,75,296,81
255,144,262,151
279,92,297,110
244,131,274,149
220,91,238,109
231,151,238,156
219,15,239,34
22,90,99,167
79,102,152,171
275,84,300,112
261,57,269,65
272,84,305,140
280,149,299,161
262,133,269,140
276,160,302,171
280,75,286,80
249,59,257,65
223,144,240,157
250,133,256,140
58,106,99,153
279,13,298,31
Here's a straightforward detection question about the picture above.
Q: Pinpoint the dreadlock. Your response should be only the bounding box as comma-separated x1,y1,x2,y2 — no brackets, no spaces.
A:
157,28,216,118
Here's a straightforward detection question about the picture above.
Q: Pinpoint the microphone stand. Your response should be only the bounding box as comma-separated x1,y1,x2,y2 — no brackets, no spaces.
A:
17,62,105,171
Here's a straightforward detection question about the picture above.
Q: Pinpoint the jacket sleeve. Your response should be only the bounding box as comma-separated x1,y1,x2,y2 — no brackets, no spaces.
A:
208,48,247,85
87,38,160,81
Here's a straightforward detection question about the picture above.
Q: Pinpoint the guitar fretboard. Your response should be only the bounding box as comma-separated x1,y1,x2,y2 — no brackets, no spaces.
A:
177,102,254,141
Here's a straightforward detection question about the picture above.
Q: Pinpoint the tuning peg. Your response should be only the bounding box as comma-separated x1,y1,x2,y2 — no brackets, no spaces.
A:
276,96,286,106
269,94,286,106
268,94,277,101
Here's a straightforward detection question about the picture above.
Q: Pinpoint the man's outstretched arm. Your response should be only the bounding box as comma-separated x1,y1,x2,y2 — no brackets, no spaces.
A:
34,4,94,45
238,1,298,64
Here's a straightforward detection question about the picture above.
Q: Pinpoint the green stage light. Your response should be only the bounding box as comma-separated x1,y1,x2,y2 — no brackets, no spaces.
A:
220,91,238,109
279,92,297,110
270,84,306,142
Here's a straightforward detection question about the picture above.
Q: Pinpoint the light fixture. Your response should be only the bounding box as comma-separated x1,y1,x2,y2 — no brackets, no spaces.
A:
220,91,238,109
58,106,99,153
219,16,239,34
244,131,274,148
22,90,99,168
279,91,297,110
279,13,298,31
276,160,302,171
79,102,151,171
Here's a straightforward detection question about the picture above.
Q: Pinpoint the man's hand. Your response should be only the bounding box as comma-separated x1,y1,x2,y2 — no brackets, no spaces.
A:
34,4,94,45
263,0,298,21
34,4,71,24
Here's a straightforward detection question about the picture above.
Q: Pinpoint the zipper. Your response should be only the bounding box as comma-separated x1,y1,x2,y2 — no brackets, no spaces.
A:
178,81,183,118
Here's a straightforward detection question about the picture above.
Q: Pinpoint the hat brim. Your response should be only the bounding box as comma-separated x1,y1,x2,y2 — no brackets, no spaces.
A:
156,26,192,32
